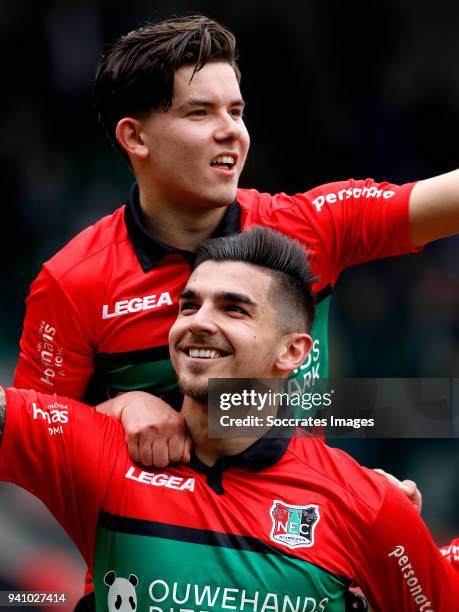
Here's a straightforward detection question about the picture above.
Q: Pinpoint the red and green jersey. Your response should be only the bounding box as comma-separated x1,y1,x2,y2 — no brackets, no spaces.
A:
14,180,417,403
1,387,457,611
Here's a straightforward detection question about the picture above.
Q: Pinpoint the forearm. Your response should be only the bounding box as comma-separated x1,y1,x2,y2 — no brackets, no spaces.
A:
96,391,181,421
0,387,5,438
410,169,459,246
96,395,126,420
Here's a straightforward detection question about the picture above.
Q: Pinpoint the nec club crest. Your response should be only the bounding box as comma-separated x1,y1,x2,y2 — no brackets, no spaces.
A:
270,500,320,549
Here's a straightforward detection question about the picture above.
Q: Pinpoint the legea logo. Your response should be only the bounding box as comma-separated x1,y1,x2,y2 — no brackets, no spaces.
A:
102,292,173,319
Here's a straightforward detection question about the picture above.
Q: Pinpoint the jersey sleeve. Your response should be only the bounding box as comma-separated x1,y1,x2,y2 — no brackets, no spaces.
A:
14,265,94,399
0,387,124,570
352,484,459,609
279,179,420,289
440,537,459,572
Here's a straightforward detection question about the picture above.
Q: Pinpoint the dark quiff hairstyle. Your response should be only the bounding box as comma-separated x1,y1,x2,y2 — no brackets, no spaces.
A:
194,227,316,333
94,15,240,152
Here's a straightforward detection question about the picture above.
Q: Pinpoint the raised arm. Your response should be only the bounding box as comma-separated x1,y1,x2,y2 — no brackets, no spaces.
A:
0,386,122,569
410,169,459,246
355,484,459,609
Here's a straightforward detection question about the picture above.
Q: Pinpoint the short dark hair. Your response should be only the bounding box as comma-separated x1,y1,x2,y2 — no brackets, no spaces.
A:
194,227,316,333
94,15,240,153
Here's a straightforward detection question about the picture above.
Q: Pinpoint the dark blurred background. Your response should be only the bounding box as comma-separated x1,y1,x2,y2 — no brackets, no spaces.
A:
1,0,459,608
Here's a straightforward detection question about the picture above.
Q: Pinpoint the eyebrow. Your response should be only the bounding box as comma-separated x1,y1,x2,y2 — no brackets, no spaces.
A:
175,98,246,112
180,289,198,300
180,288,257,307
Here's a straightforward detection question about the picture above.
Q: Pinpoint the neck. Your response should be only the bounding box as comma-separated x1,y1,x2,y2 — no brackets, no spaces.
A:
138,186,228,252
181,397,260,466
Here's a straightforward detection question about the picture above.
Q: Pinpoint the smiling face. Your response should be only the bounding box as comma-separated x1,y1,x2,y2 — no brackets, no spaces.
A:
133,61,250,211
169,261,306,402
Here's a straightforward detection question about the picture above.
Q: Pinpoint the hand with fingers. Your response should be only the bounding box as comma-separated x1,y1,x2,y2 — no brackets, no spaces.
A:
373,468,422,513
98,391,192,466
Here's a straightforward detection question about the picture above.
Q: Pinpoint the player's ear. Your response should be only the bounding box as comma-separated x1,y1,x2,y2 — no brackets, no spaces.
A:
115,117,149,160
275,333,312,373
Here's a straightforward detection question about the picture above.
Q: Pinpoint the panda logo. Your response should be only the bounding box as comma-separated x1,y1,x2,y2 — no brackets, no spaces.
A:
104,570,138,611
